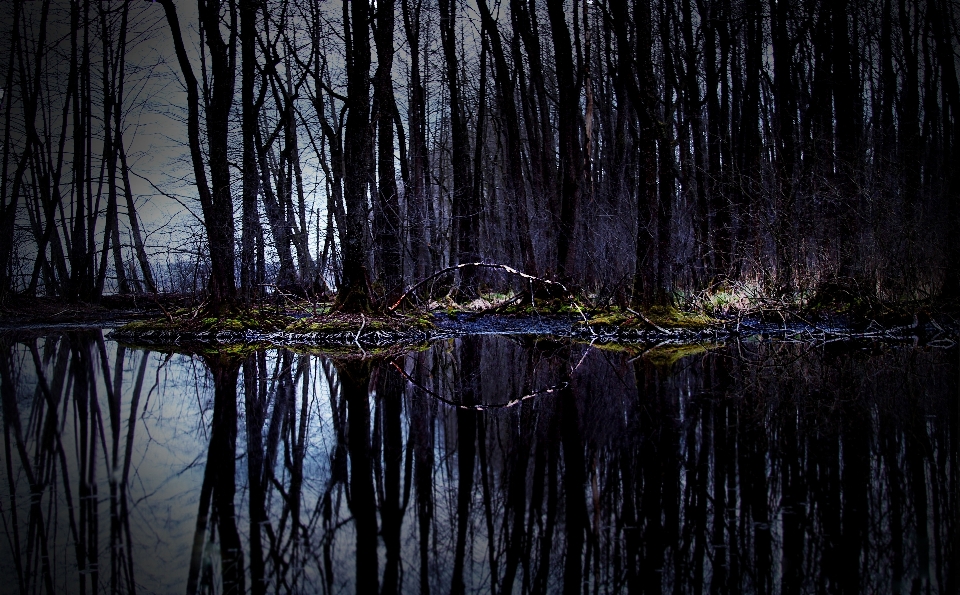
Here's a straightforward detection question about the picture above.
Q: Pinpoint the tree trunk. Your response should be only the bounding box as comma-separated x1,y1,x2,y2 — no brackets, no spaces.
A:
199,0,238,308
240,0,260,303
401,0,430,280
610,0,659,305
438,0,477,277
771,0,797,288
479,0,537,275
374,0,403,299
158,0,236,311
547,0,582,280
337,0,373,312
0,0,23,301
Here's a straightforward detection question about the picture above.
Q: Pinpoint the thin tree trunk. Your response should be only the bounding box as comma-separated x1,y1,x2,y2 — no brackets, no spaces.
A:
480,0,536,275
117,143,155,293
240,0,260,303
157,0,236,310
438,0,476,275
337,0,373,311
547,1,582,279
402,0,430,280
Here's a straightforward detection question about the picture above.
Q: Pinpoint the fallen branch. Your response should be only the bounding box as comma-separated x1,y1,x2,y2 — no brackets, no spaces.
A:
263,283,314,316
626,307,673,334
150,292,174,324
354,314,367,356
388,262,569,312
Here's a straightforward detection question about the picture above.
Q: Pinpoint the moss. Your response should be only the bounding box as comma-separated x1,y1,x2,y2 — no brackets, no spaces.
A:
117,307,293,335
803,280,913,324
118,318,168,332
582,309,629,326
642,343,718,367
284,341,432,359
283,312,434,334
644,305,717,328
198,342,265,357
566,339,720,367
579,305,717,330
579,341,643,356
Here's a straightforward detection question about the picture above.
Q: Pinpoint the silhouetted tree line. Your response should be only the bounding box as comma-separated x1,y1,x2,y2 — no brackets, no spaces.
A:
1,0,958,309
1,334,956,592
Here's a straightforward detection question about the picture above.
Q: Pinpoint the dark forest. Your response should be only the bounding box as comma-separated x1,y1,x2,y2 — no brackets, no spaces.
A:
1,0,958,312
1,3,959,593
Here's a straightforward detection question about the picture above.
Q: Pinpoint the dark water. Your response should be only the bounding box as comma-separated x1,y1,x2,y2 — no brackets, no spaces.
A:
0,331,957,594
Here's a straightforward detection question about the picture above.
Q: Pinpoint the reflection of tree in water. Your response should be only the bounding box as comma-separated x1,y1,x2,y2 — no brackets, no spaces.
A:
0,334,956,593
0,331,150,594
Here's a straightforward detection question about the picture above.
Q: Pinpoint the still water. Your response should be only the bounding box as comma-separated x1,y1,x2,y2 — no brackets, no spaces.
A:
0,330,956,594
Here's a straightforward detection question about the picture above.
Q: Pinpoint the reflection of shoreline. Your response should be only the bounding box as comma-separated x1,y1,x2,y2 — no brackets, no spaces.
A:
1,334,956,594
109,318,954,358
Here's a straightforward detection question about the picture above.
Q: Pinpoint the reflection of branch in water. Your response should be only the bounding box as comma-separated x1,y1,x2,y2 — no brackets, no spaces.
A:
387,341,595,411
389,359,569,410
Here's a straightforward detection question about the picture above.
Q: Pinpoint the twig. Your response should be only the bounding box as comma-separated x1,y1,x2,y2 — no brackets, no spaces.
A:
151,293,174,324
262,283,313,315
626,307,673,334
571,301,590,323
389,360,568,410
388,262,569,312
190,297,209,320
354,314,367,356
627,339,673,363
490,292,527,313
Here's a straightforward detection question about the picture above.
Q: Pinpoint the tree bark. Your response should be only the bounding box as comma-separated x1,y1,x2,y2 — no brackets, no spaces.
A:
240,0,260,303
401,0,431,279
438,0,477,275
546,1,582,280
158,0,236,310
479,0,537,275
337,0,374,311
374,0,403,298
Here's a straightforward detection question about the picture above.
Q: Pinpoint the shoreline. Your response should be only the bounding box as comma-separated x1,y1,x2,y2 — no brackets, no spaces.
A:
1,294,957,355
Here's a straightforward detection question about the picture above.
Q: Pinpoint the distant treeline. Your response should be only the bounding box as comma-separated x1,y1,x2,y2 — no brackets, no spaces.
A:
1,0,957,309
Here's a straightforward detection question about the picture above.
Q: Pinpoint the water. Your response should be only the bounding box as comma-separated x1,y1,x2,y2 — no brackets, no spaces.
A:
0,330,956,594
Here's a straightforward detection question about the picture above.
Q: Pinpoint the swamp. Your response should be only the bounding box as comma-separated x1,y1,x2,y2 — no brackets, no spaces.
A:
2,0,960,591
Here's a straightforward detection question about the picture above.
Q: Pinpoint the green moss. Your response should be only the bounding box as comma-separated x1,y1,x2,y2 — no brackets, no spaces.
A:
644,305,717,328
284,341,432,359
580,305,717,329
567,339,720,367
643,343,718,367
201,342,265,357
118,318,167,332
285,319,377,333
579,341,643,356
582,310,628,326
117,307,292,335
283,313,433,334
